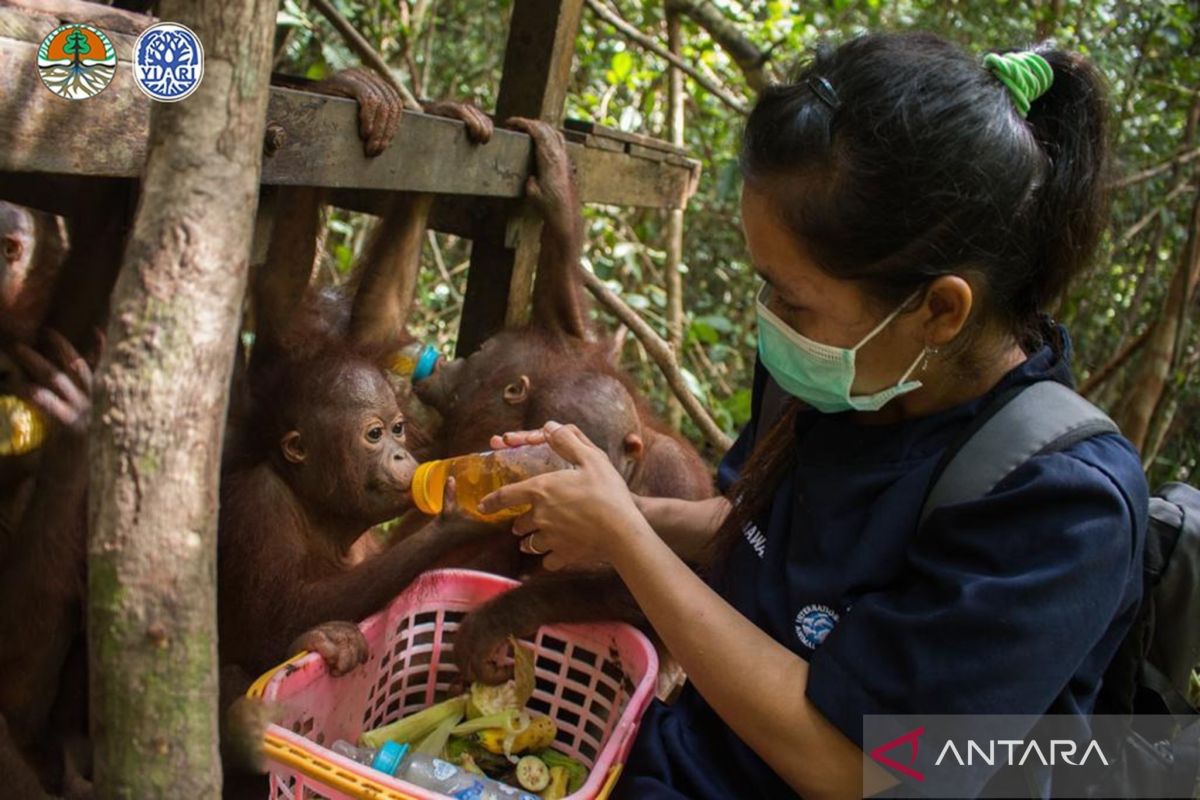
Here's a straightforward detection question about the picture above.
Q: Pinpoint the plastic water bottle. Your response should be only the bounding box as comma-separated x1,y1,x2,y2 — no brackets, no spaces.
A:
388,341,441,382
331,740,540,800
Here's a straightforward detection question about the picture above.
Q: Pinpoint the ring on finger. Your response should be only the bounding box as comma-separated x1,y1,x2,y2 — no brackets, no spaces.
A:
523,533,548,556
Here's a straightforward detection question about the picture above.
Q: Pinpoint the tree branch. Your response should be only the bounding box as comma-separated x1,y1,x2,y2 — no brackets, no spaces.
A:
1079,327,1150,398
1110,146,1200,190
579,268,733,451
583,0,750,115
665,0,774,91
1117,180,1197,245
308,0,422,110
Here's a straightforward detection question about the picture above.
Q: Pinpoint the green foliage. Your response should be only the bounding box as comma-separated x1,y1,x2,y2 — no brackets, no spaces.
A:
274,0,1198,478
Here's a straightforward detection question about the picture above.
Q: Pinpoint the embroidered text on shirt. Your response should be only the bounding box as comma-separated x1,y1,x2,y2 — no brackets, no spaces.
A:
742,522,766,559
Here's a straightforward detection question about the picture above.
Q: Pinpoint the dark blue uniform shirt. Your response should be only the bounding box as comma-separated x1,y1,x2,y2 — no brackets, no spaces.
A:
615,327,1148,799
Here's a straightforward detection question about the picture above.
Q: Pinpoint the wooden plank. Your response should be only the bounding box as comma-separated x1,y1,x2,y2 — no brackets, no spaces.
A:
0,6,136,61
576,145,699,208
0,35,697,208
0,0,152,37
563,117,688,157
457,0,585,356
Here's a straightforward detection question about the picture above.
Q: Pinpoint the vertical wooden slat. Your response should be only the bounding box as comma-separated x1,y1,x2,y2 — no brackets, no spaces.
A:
456,0,584,355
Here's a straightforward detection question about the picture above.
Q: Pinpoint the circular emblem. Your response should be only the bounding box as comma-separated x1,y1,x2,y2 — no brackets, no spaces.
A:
133,22,204,102
36,24,117,100
794,603,839,649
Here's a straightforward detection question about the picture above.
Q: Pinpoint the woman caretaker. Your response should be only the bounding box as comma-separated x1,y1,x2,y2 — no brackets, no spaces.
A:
477,31,1148,798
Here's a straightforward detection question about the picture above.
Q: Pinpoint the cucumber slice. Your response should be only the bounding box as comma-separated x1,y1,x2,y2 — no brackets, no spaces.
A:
515,754,551,792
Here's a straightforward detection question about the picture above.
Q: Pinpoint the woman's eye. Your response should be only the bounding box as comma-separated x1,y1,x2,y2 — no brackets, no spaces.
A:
392,422,405,436
367,427,383,442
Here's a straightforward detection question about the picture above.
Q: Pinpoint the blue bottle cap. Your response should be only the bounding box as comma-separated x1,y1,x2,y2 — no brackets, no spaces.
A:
411,344,441,382
371,740,409,776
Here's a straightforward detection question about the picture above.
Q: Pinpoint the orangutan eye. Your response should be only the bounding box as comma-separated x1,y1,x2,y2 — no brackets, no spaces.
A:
391,421,405,437
367,427,383,442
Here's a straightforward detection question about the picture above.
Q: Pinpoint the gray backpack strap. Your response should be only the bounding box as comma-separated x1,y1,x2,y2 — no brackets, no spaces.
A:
919,381,1120,528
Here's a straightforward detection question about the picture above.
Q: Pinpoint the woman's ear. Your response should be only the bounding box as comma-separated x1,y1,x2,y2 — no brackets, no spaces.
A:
923,275,973,347
281,431,306,464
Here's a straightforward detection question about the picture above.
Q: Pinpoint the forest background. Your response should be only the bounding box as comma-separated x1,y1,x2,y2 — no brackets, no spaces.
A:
274,0,1199,481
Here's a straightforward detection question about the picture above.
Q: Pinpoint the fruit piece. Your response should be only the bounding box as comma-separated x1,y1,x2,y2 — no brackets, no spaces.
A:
536,749,587,793
467,636,536,718
540,765,569,800
459,753,485,776
451,709,525,736
360,694,467,749
414,708,463,756
476,715,556,756
515,755,551,792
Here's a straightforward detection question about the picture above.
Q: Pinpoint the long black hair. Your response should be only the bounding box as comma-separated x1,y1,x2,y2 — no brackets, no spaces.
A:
710,31,1113,567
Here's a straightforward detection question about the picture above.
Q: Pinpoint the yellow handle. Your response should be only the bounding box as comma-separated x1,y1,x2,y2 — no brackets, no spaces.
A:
264,730,422,800
246,650,310,699
596,763,623,800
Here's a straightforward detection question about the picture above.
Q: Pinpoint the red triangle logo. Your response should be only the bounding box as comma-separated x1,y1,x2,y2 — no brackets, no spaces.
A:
869,725,926,782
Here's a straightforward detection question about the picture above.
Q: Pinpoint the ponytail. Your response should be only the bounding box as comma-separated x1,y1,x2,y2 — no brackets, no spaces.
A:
1020,48,1113,317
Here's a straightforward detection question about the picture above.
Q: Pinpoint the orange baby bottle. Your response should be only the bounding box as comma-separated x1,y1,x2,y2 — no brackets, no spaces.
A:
411,443,573,523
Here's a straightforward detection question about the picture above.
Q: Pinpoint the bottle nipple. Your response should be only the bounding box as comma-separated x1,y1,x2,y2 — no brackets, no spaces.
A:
411,459,449,515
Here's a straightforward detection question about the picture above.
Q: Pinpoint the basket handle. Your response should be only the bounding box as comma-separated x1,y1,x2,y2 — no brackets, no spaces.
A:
245,650,310,699
596,764,624,800
263,729,422,800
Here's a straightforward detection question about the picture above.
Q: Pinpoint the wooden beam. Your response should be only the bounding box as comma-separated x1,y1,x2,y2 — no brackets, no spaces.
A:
457,0,586,357
0,0,152,37
0,34,696,208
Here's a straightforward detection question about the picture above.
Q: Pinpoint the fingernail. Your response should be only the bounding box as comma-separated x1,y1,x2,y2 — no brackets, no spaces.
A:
545,421,562,433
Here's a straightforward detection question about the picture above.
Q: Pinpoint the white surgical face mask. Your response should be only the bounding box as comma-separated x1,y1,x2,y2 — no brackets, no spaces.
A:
755,283,926,413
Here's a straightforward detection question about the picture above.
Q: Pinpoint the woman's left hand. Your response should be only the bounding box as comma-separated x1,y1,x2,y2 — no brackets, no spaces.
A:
478,421,646,571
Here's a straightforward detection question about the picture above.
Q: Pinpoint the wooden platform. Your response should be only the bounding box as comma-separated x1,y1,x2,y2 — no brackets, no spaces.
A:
0,3,699,211
0,0,700,353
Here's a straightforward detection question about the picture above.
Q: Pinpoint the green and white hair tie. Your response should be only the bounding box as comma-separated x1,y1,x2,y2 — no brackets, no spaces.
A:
983,51,1054,118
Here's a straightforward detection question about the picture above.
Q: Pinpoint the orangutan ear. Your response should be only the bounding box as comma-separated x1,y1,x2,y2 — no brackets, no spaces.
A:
281,431,306,464
2,234,23,264
503,375,531,405
623,432,645,462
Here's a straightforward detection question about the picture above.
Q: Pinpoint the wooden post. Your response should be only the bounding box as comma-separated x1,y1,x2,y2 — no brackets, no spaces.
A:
456,0,584,355
87,0,278,793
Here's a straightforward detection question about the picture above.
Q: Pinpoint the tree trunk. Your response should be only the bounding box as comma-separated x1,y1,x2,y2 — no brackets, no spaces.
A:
87,0,278,795
664,9,685,429
1113,182,1200,450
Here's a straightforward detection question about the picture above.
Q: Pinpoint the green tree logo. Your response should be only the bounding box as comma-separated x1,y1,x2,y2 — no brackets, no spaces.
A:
63,28,91,60
36,23,116,100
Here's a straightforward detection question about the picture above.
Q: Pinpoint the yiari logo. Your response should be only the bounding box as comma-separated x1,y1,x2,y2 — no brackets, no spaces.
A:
133,22,204,102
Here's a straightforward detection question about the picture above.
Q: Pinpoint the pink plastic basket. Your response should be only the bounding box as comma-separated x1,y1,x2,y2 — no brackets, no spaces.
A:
250,568,659,799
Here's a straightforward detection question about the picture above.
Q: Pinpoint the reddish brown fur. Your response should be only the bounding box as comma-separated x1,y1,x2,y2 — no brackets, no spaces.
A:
411,120,713,681
0,192,127,794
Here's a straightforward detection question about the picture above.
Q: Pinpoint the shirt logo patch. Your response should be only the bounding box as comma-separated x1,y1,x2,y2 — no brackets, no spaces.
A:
795,604,839,649
742,522,766,559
